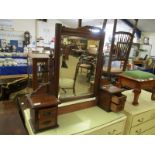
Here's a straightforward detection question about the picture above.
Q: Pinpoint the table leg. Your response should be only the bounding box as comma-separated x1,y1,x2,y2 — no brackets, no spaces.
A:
117,78,122,88
133,88,141,105
151,86,155,100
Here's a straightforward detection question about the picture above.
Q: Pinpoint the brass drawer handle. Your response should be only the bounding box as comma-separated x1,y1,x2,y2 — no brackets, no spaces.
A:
135,129,142,134
137,118,144,123
108,129,117,135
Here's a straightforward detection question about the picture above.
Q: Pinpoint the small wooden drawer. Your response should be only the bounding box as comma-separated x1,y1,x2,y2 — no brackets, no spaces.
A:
141,126,155,135
104,120,126,135
112,94,126,105
111,102,125,112
130,118,155,135
132,109,155,127
38,107,57,120
85,120,126,135
39,120,56,130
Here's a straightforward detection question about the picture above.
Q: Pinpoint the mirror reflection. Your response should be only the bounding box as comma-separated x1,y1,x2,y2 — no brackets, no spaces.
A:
59,36,99,98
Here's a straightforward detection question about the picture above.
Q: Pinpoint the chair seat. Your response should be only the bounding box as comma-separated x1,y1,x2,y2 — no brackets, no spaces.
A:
59,78,74,88
122,70,155,79
79,64,91,69
103,66,123,74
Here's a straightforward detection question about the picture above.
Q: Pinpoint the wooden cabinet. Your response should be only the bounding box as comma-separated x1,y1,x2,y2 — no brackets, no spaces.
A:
23,106,127,135
123,90,155,135
26,94,60,133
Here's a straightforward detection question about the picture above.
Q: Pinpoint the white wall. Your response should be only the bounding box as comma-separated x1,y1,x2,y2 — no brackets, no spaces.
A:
36,19,63,48
0,19,65,48
13,19,36,40
142,32,155,56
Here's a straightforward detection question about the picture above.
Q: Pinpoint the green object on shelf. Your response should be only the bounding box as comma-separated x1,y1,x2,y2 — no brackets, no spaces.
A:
123,70,155,79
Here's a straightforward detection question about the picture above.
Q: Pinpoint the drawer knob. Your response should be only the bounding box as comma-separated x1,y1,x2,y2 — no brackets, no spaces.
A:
137,118,144,123
108,129,117,135
135,129,142,134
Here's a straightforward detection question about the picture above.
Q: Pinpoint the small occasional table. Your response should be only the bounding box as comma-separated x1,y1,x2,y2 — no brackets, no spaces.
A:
118,72,155,105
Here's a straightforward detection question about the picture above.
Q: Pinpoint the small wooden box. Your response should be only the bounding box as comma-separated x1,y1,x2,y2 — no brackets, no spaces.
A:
112,94,126,104
26,94,60,133
98,85,126,112
111,101,125,112
111,94,126,112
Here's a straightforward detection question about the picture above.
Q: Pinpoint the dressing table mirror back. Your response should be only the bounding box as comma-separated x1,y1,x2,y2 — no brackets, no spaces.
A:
53,20,107,103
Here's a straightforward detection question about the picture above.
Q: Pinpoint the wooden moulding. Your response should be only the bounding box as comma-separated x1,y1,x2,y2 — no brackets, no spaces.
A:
58,99,97,115
61,26,104,40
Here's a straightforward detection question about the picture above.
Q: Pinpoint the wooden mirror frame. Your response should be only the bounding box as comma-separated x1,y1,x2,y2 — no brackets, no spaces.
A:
52,23,106,102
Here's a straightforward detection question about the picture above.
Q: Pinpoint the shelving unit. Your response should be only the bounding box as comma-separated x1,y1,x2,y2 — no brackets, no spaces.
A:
0,52,28,75
132,43,152,59
138,44,152,58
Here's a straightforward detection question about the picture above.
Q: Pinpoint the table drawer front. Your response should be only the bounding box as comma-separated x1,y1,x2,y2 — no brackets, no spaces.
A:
130,118,155,135
86,120,126,135
132,109,155,127
38,107,57,120
39,120,55,130
141,126,155,135
112,94,126,105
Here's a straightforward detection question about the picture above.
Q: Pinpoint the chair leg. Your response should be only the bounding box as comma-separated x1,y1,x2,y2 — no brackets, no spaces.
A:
73,87,76,96
80,67,82,73
61,88,67,94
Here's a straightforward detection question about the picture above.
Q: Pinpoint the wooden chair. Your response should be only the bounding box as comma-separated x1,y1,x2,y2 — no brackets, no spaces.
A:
78,46,97,73
78,52,97,82
59,63,79,95
103,19,138,80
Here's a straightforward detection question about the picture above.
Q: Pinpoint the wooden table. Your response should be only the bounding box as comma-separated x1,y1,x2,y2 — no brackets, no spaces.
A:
0,101,28,135
0,74,28,93
118,74,155,105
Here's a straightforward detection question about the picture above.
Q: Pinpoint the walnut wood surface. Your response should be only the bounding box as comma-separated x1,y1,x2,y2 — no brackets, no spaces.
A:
27,94,60,109
0,101,27,135
58,100,96,115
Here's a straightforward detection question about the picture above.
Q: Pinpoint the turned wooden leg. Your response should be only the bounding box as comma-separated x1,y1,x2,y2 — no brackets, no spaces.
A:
117,78,122,88
132,88,141,105
151,86,155,100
